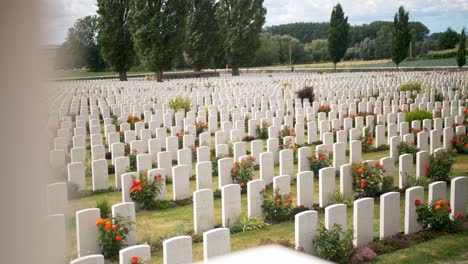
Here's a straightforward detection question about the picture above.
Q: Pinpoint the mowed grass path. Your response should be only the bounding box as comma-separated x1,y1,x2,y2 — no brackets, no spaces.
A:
67,134,468,263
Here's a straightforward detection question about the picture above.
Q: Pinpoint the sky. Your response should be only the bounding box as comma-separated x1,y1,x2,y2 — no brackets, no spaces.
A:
44,0,468,45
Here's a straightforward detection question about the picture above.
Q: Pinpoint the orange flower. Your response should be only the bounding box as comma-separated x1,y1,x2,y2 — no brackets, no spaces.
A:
240,182,245,187
95,218,105,226
232,168,238,174
276,199,281,204
284,202,289,207
115,235,122,241
288,197,293,203
358,167,365,173
133,149,138,154
436,200,443,205
435,204,441,210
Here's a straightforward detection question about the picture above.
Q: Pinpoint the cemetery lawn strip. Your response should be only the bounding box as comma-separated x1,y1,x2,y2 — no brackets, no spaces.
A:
372,231,468,264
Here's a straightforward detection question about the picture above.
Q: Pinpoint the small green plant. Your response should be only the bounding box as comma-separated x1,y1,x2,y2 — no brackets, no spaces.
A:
330,191,354,207
261,189,293,223
406,176,432,190
230,217,266,233
398,141,419,162
406,109,433,123
96,200,111,219
400,82,421,92
255,120,270,140
313,224,355,264
169,95,191,113
416,199,464,232
427,151,454,182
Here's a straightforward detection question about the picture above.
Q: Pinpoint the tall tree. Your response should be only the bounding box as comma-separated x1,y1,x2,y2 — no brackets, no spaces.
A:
129,0,188,82
391,6,412,68
457,27,466,68
438,27,460,50
186,0,221,71
97,0,134,81
218,0,266,76
328,3,349,70
59,15,106,71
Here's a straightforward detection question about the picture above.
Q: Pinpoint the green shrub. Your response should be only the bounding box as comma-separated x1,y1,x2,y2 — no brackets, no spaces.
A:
169,95,191,113
405,109,433,123
230,217,266,234
406,176,433,190
427,151,454,182
330,191,354,207
314,224,355,264
398,141,419,162
400,82,421,92
96,200,111,219
421,48,468,60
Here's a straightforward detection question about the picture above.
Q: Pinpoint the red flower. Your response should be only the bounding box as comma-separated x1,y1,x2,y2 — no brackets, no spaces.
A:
132,257,140,264
447,208,452,213
415,199,421,206
232,168,238,173
319,156,325,161
276,199,281,204
456,212,463,218
425,164,429,170
115,235,122,241
360,182,366,188
176,133,180,137
156,174,162,182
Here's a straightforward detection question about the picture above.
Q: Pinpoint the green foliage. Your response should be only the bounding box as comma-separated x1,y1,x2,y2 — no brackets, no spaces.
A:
295,86,315,103
218,0,266,75
416,200,462,232
129,0,188,81
305,39,330,62
255,120,270,140
169,96,191,113
328,4,349,68
398,141,419,162
400,82,421,92
96,199,111,218
360,127,375,153
438,27,460,50
96,0,134,81
406,109,432,123
57,15,106,71
330,191,354,207
422,48,467,60
427,151,454,182
391,6,412,67
253,33,280,66
230,217,266,234
406,176,432,190
313,224,355,264
186,0,221,71
457,28,466,68
261,189,293,223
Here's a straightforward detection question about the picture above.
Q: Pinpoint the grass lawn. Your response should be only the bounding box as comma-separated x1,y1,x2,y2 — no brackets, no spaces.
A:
67,130,468,263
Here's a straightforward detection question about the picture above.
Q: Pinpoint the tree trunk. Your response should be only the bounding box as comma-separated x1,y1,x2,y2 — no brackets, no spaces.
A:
118,71,127,81
232,66,240,76
333,63,337,71
156,68,163,82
